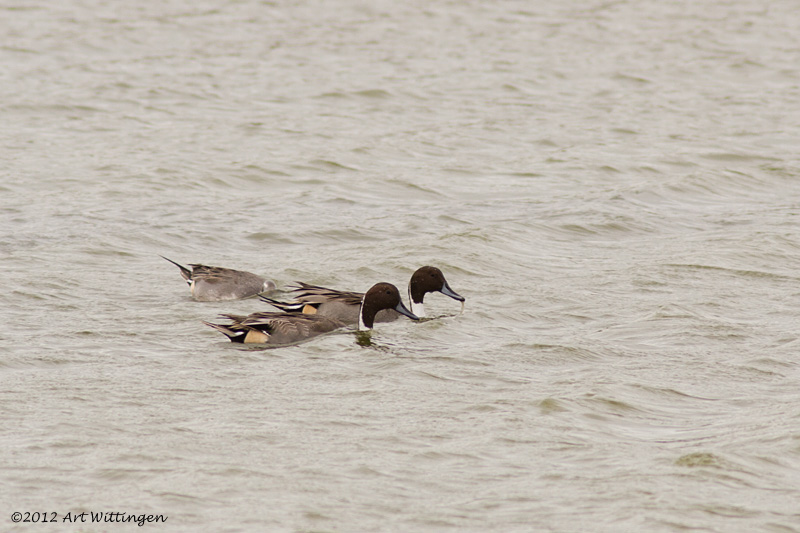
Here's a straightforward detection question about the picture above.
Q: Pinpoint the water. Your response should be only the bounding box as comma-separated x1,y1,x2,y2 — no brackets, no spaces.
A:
2,1,800,531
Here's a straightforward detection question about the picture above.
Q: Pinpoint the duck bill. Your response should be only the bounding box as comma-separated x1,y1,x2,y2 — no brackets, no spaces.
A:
395,301,420,321
440,281,465,302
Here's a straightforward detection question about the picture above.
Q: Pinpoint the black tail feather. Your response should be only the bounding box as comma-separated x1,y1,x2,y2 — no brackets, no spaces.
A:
160,255,193,282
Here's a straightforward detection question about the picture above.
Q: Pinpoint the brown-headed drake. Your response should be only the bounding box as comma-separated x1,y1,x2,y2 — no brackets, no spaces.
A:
205,282,418,344
261,266,464,323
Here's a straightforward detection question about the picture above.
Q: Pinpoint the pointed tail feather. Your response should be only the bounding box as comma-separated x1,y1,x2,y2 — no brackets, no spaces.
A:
160,255,193,282
217,313,250,325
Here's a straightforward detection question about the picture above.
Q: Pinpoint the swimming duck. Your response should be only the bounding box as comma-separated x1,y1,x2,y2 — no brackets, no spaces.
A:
161,256,276,301
205,282,418,344
261,265,464,323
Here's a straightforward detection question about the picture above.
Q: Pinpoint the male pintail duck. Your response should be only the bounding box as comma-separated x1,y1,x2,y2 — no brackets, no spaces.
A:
161,256,276,301
261,265,464,323
205,282,418,344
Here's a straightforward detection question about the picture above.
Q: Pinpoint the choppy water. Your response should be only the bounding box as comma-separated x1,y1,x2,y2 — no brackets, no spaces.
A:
3,1,800,531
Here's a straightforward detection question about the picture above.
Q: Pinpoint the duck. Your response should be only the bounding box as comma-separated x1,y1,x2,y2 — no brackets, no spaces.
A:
261,265,464,323
161,256,276,301
204,282,418,344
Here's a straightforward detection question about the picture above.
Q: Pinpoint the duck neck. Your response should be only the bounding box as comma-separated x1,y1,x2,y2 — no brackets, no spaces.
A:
358,297,375,331
408,284,426,318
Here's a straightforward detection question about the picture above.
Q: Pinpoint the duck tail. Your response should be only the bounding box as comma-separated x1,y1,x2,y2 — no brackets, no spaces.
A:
259,295,307,313
160,255,193,282
203,321,247,343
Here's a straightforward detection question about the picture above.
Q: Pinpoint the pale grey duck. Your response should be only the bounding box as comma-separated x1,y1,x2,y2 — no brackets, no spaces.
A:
162,256,276,301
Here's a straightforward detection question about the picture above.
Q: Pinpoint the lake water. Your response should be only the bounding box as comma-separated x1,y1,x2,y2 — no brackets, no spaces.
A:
2,1,800,531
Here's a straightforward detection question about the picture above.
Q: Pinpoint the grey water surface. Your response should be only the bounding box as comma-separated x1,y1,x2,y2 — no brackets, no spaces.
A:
2,1,800,531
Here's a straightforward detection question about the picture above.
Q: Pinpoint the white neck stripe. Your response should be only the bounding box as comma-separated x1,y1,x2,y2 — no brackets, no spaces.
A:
357,296,368,331
408,283,426,318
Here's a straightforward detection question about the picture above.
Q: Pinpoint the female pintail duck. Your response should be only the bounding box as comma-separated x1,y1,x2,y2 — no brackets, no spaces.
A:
161,256,276,301
205,282,418,344
261,266,464,323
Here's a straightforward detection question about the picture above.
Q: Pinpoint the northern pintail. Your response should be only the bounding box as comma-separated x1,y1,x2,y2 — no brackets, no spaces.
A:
261,266,464,323
205,282,418,344
161,256,276,301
